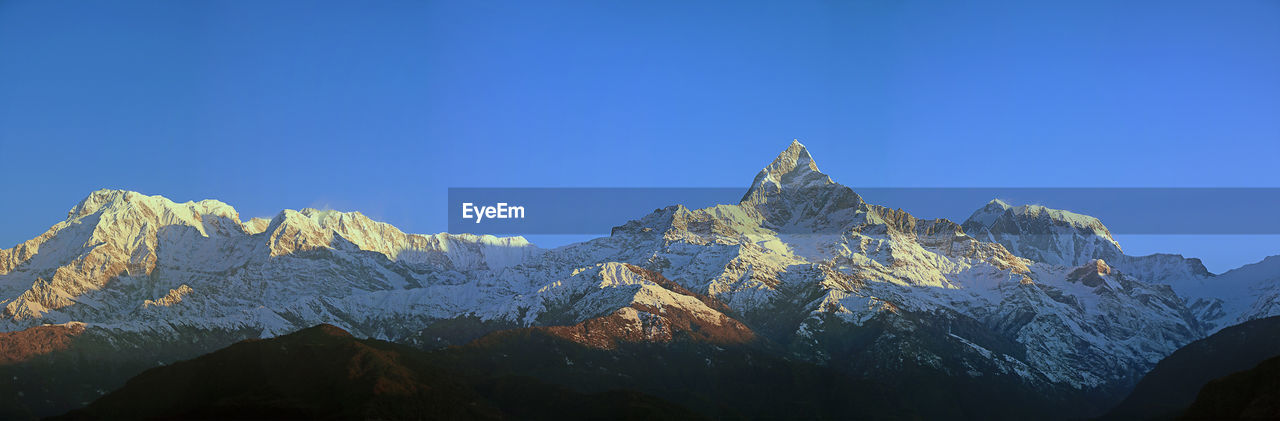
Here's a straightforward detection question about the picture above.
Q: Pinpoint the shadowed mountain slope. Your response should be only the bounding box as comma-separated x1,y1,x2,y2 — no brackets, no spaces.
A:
1103,316,1280,420
54,324,699,421
1181,353,1280,420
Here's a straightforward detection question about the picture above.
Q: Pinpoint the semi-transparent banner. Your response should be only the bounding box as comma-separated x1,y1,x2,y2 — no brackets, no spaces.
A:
447,187,1280,235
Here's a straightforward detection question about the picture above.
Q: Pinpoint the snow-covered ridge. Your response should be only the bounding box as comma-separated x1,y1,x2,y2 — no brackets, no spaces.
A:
0,188,540,322
962,197,1122,267
263,206,537,269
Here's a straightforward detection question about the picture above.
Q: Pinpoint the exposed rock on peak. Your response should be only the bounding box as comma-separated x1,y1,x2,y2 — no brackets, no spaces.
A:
243,217,272,235
1067,259,1113,288
742,140,837,198
1090,259,1113,275
142,285,193,308
964,198,1013,230
765,139,823,178
739,142,864,231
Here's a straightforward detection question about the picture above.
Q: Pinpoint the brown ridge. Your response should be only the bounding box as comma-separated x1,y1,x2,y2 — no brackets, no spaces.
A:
0,323,85,365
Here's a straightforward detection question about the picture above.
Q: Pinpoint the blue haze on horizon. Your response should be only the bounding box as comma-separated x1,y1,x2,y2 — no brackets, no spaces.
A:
1,1,1277,272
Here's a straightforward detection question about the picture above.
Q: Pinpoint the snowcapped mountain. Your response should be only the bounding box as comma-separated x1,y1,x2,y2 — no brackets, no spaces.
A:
962,198,1123,267
545,141,1214,390
961,198,1211,282
2,140,1279,418
959,195,1264,333
0,190,544,335
1161,255,1280,330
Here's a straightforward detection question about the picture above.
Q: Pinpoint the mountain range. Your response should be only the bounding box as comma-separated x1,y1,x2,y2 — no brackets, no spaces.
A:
2,141,1278,419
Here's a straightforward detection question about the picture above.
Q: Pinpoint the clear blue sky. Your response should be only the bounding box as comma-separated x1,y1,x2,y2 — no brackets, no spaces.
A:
1,1,1277,272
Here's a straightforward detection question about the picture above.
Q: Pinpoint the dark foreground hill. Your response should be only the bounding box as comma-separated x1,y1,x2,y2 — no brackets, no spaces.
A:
1103,316,1280,420
1181,353,1280,420
54,315,1120,420
53,324,699,420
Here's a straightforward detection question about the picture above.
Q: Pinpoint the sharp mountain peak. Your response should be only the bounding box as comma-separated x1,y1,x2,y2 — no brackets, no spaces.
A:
765,139,821,175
